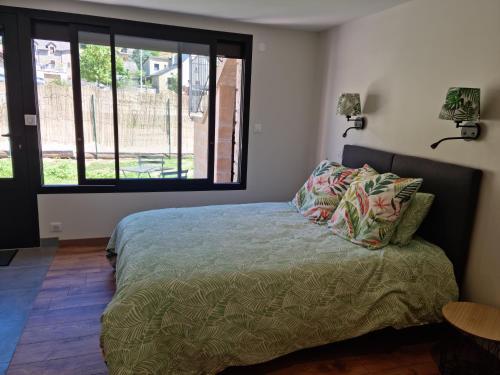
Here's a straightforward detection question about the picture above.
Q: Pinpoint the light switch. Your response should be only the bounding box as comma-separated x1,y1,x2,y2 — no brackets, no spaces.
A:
24,114,38,126
254,123,263,133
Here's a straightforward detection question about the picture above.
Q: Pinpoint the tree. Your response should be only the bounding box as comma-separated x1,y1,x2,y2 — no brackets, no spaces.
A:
131,49,160,72
131,49,160,87
79,45,127,86
167,76,178,93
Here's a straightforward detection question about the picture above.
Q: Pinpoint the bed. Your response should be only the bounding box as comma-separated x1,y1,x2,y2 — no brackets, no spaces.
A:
101,145,482,375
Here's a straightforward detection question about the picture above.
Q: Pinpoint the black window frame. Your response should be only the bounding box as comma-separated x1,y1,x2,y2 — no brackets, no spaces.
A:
1,5,252,194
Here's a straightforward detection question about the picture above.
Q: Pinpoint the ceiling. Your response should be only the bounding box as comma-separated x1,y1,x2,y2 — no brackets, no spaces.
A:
76,0,412,31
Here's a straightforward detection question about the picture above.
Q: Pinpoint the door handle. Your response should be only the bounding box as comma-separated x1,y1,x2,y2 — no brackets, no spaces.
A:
1,133,10,137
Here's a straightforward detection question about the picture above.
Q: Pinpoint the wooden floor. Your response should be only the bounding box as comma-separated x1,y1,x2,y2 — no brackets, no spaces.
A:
7,245,113,375
8,244,442,375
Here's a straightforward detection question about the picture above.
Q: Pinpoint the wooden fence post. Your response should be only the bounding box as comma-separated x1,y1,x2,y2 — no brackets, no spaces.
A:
91,93,98,159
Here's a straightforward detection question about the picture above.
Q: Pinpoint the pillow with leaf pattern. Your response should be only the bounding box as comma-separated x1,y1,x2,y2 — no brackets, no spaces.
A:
329,173,423,249
291,160,358,223
352,164,378,182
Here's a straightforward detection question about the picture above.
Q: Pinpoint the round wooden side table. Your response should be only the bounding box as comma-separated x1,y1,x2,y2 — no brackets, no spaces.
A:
440,301,500,375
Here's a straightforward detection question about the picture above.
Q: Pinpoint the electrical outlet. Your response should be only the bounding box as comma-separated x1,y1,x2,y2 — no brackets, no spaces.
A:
461,124,480,141
50,222,62,233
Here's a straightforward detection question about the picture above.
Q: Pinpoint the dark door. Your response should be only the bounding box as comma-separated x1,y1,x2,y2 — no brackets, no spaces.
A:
0,13,39,249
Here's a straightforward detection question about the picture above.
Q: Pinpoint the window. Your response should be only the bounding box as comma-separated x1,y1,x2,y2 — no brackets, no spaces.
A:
0,34,13,178
30,17,251,192
214,55,244,183
78,32,115,181
111,38,211,181
34,39,78,185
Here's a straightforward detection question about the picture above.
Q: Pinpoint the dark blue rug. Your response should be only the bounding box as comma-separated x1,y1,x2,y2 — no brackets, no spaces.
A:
0,249,18,266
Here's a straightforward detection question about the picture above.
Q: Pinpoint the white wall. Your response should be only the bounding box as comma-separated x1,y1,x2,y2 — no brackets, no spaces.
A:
2,1,322,240
317,0,500,307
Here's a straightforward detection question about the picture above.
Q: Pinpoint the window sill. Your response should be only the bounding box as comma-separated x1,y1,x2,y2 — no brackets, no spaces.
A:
37,182,246,194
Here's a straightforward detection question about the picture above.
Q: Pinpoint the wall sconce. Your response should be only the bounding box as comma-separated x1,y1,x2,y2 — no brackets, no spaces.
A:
336,93,365,137
431,87,481,149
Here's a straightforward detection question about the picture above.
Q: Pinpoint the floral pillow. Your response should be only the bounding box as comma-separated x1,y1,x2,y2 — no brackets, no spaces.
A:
291,160,358,223
353,164,378,182
391,192,435,246
329,173,423,249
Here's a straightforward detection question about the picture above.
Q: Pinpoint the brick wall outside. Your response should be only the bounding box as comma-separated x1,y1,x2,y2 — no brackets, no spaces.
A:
193,58,242,182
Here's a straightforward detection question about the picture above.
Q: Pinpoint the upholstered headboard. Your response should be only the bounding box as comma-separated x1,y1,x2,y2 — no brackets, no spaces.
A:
342,145,482,288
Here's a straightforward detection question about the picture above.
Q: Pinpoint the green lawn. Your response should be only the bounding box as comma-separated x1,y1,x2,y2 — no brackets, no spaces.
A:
0,156,194,185
0,158,13,178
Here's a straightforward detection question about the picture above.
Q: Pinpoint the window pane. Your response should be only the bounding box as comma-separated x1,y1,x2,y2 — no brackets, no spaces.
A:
184,49,209,179
214,57,243,183
115,35,179,179
114,36,209,180
78,31,115,180
0,34,13,179
34,39,78,185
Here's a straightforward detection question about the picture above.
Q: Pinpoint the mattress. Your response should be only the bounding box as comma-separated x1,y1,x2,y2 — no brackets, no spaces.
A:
101,202,458,374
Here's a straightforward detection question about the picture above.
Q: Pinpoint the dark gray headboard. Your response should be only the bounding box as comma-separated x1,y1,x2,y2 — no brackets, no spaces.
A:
342,145,482,288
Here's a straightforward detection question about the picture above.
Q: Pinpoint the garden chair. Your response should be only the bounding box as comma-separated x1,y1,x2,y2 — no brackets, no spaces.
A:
160,169,189,179
120,154,169,178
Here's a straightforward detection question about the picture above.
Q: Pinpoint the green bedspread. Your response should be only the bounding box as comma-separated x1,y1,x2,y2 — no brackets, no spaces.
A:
102,202,458,374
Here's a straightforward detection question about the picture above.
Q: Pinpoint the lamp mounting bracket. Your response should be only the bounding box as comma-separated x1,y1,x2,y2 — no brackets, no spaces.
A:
430,122,480,149
342,117,365,138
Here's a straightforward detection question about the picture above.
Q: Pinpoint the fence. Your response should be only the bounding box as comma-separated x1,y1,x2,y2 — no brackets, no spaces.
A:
0,83,199,156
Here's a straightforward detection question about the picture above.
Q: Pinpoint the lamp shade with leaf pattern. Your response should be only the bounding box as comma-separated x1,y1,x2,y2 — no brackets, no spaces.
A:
439,87,480,123
336,93,362,117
